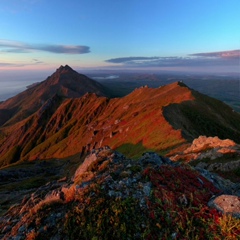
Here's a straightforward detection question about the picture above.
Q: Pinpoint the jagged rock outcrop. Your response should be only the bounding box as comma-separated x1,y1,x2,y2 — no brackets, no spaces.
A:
185,136,236,153
169,136,240,163
1,148,240,239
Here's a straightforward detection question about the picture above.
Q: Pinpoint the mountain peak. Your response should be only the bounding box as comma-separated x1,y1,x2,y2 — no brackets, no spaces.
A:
0,65,108,126
56,65,75,74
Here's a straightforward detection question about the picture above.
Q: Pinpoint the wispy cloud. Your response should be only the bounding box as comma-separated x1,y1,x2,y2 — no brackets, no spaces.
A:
0,62,25,68
0,58,44,68
190,50,240,59
105,50,240,69
32,58,44,64
106,56,161,63
0,39,90,54
0,63,17,67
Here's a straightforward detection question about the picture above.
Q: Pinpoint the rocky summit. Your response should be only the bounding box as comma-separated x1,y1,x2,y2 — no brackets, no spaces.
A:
1,147,239,239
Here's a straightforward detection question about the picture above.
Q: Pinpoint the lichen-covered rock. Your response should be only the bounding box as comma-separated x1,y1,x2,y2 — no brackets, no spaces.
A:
208,195,240,218
139,152,174,167
169,136,240,162
185,136,236,153
74,146,113,184
195,167,240,196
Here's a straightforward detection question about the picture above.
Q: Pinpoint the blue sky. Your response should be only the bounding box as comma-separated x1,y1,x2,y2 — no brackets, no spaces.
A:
0,0,239,73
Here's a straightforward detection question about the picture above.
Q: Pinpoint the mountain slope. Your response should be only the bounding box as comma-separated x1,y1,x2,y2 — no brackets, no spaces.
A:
0,65,108,126
0,82,191,164
1,79,240,166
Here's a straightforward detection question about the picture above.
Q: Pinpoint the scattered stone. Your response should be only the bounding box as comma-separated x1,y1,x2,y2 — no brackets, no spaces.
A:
58,176,67,182
195,167,240,196
143,183,151,197
178,194,188,206
208,195,240,218
140,152,171,167
205,159,240,172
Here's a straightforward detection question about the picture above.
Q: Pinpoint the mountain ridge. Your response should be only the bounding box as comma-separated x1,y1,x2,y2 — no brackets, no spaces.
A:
0,66,240,167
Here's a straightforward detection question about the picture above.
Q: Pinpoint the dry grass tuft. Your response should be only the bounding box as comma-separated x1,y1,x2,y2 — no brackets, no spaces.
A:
30,194,63,215
218,214,240,239
62,185,76,203
26,229,39,240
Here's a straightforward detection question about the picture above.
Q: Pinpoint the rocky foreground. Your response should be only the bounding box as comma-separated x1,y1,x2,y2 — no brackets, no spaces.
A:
0,147,240,239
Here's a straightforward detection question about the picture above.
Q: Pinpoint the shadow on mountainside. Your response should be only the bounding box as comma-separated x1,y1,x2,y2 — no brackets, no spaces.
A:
163,90,240,143
116,142,152,159
0,153,83,216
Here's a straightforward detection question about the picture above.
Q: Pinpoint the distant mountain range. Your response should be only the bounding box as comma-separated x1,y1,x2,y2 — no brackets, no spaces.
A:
0,65,240,167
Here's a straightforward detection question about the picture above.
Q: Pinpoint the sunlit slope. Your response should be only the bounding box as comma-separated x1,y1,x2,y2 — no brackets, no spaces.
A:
1,81,240,166
0,82,193,164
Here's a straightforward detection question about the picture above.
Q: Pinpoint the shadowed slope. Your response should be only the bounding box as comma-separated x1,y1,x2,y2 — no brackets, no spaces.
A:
163,88,240,142
0,82,193,164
